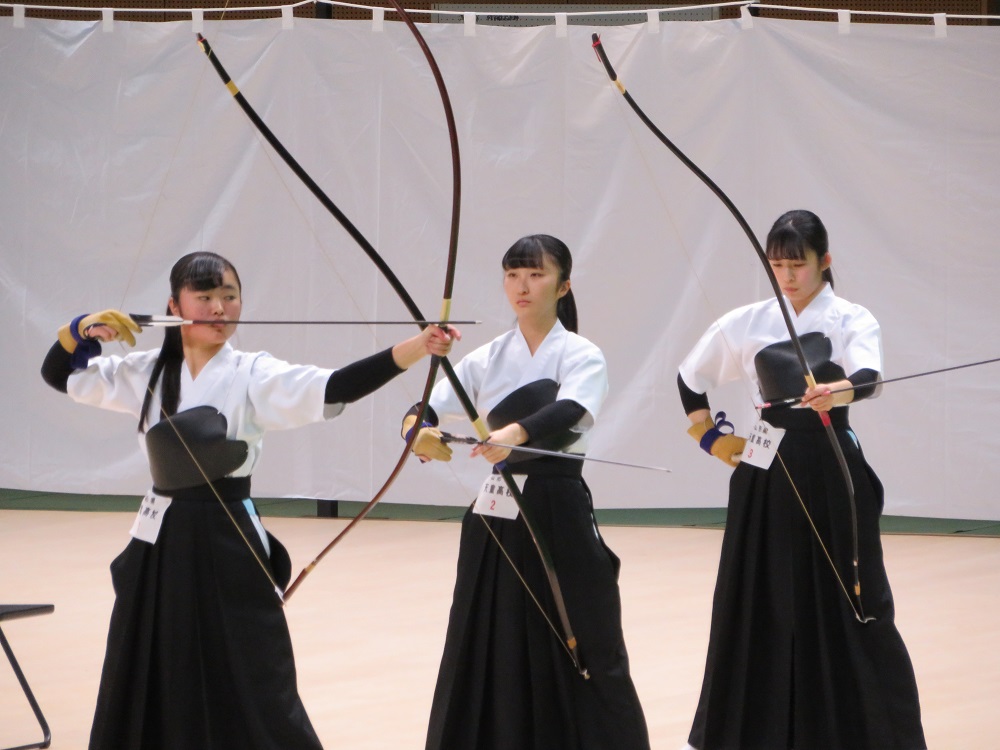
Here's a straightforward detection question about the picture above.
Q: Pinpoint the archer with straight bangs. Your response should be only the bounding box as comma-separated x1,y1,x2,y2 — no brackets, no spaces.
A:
41,250,457,750
677,210,925,750
402,234,650,750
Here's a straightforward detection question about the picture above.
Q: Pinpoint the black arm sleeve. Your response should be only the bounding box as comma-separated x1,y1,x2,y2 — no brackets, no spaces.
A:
848,368,880,402
41,341,74,394
325,347,405,405
517,400,588,442
678,373,710,415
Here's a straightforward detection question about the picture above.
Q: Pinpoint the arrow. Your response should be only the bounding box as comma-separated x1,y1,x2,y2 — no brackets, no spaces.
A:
439,433,672,473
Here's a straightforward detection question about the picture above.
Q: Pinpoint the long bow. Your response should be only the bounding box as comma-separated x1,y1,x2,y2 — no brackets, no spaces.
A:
197,26,589,672
592,34,872,623
194,32,447,602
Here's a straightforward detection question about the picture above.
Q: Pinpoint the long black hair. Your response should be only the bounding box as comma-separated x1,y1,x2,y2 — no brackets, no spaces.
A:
765,209,834,288
138,252,242,432
501,234,578,333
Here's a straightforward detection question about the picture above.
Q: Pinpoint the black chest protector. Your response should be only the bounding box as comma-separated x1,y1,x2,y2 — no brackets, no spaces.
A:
754,332,846,402
145,406,250,493
486,379,575,464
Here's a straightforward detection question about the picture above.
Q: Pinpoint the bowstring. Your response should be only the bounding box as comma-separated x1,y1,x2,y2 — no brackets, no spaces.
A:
104,16,472,597
593,41,866,620
381,3,586,670
116,0,241,312
191,29,483,513
106,1,290,598
478,513,578,663
186,30,571,630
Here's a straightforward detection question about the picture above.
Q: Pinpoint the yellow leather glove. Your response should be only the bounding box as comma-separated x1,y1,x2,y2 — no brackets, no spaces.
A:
401,414,453,462
58,310,141,353
687,411,746,468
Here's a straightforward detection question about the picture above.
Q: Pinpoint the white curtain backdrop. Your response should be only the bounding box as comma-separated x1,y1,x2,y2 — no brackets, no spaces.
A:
1,14,997,519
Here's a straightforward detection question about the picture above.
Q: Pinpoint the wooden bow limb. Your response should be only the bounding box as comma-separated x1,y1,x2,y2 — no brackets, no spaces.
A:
283,355,440,601
592,34,872,624
197,32,590,675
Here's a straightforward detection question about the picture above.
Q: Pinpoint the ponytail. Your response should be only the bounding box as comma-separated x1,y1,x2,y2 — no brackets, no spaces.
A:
138,313,183,432
557,289,578,334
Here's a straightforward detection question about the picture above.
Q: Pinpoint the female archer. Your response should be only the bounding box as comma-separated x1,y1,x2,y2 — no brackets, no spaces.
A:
41,250,456,750
678,210,925,750
403,234,650,750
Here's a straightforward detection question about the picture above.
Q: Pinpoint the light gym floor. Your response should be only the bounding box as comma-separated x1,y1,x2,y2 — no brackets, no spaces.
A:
2,491,998,749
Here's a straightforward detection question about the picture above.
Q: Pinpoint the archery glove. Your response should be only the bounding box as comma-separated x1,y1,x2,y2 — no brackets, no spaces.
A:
688,411,746,468
58,309,141,353
401,414,452,463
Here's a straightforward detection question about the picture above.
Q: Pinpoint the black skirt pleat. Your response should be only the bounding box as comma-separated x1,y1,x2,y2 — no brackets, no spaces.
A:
689,426,926,750
426,475,650,750
88,499,322,750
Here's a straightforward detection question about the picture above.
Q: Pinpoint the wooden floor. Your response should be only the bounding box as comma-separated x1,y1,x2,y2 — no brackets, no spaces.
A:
1,509,998,749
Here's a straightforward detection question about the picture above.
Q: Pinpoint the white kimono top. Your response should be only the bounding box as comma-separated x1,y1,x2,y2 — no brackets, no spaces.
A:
67,342,336,477
679,285,883,405
429,321,608,454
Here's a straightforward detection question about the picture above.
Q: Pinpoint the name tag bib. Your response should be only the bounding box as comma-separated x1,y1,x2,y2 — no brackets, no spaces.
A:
129,490,172,544
473,472,525,520
742,419,786,470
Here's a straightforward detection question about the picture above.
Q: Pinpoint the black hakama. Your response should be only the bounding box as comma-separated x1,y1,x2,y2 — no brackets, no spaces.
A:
89,483,321,750
688,408,925,750
43,337,406,750
426,463,650,750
